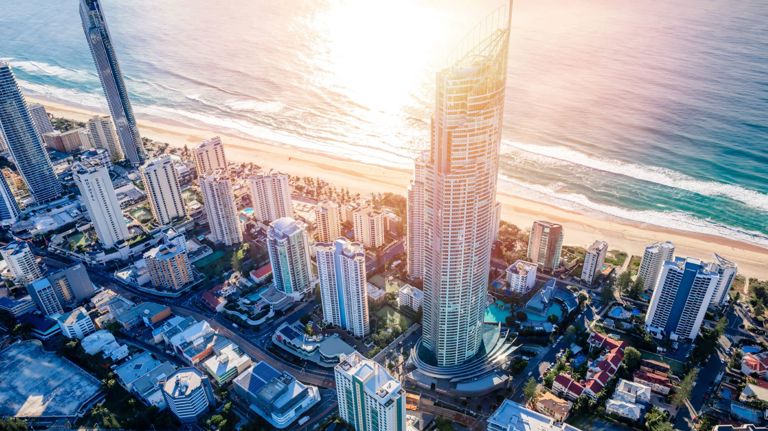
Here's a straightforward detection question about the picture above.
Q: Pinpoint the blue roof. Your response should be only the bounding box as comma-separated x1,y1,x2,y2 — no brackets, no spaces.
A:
279,325,301,341
239,362,282,395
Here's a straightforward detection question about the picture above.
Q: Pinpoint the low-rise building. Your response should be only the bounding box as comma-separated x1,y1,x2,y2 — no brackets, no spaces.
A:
605,379,651,421
605,399,642,421
162,368,215,423
272,321,355,367
0,295,35,317
81,330,128,361
532,391,572,422
742,352,768,378
488,399,582,431
367,282,387,304
202,342,252,385
233,361,320,429
249,263,272,284
398,283,423,311
115,302,171,329
18,313,61,340
506,260,538,294
633,370,673,395
169,319,218,365
54,307,96,339
740,383,768,404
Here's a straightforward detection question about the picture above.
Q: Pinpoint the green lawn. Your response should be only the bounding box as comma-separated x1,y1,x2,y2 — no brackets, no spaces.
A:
68,232,88,248
374,305,413,332
628,255,642,275
604,250,628,267
128,206,153,224
194,249,232,279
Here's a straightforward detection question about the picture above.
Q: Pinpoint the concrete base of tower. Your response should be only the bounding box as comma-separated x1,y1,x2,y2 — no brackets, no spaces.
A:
405,323,518,397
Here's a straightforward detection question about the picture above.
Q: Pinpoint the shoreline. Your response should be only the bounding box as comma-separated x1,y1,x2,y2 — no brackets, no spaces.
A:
29,96,768,279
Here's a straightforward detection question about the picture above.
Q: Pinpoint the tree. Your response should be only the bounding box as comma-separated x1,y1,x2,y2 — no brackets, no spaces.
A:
672,369,699,407
623,346,642,372
617,271,632,292
0,418,28,431
523,377,539,402
628,276,644,299
601,282,614,303
644,407,673,431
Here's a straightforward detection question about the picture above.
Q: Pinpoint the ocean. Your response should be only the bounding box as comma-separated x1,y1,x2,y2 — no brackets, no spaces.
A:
2,0,766,247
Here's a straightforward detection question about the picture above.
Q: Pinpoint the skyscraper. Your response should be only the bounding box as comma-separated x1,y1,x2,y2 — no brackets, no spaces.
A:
86,115,124,161
267,217,313,295
638,241,675,291
407,152,427,280
80,0,144,165
141,155,186,225
200,170,242,246
527,221,564,272
420,7,512,367
72,162,129,248
27,278,64,316
27,103,55,137
352,206,385,249
709,253,737,307
581,240,608,284
314,200,341,243
316,238,369,337
0,242,41,285
335,352,406,431
645,257,719,340
46,263,96,306
194,137,227,176
248,172,292,222
0,61,62,203
0,172,20,225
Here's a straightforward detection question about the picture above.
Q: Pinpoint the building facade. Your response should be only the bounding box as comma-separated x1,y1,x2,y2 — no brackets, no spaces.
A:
27,278,64,316
86,115,124,161
194,136,227,175
162,368,215,423
314,200,341,243
60,128,91,153
47,263,95,306
56,307,96,339
581,240,608,284
406,153,427,280
0,174,20,226
506,260,538,294
27,103,55,137
141,155,186,225
420,10,511,367
72,162,129,248
645,257,719,340
352,206,385,249
248,172,292,223
200,170,242,246
710,253,737,307
316,238,369,337
638,241,675,291
145,242,193,291
80,0,144,165
0,61,62,203
527,221,564,272
335,352,406,431
1,241,41,285
267,217,313,295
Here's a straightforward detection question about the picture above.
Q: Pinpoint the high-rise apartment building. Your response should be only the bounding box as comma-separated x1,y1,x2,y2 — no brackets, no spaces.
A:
194,137,227,175
141,156,186,225
352,206,385,249
406,153,426,280
248,172,292,222
0,61,62,203
419,10,512,367
709,253,737,307
60,128,92,153
72,162,129,248
145,241,193,291
200,170,242,246
506,260,538,295
27,278,64,316
27,103,55,137
47,263,96,306
55,307,97,339
86,115,124,161
527,221,564,272
162,368,215,423
316,238,369,337
80,0,144,165
581,240,608,284
314,200,341,243
1,241,41,285
645,257,719,340
0,173,20,225
335,352,406,431
267,217,313,295
638,241,675,291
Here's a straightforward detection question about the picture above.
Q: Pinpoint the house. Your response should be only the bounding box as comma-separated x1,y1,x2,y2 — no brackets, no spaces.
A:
605,379,651,421
606,399,642,421
249,263,272,284
633,370,673,395
740,382,768,404
742,353,768,379
532,391,572,422
552,374,585,401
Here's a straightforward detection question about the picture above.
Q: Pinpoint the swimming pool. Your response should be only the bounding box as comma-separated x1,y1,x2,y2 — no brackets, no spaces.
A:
526,302,564,322
485,300,511,324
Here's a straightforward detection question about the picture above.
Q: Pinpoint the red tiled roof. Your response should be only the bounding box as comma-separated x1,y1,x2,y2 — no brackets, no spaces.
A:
201,291,223,311
555,374,585,397
634,370,671,386
743,353,768,374
251,263,272,279
585,379,604,394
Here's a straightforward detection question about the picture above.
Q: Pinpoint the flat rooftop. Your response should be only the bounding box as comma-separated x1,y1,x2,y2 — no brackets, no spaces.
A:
0,341,102,419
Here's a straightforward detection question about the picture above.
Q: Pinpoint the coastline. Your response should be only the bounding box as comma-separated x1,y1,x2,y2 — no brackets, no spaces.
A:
30,96,768,279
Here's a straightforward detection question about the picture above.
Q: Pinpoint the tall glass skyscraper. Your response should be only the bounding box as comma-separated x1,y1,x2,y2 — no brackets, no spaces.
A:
420,7,511,367
0,61,62,204
80,0,145,166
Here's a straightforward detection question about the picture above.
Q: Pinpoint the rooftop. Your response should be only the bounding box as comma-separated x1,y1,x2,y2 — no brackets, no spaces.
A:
488,399,581,431
163,368,206,398
0,340,102,419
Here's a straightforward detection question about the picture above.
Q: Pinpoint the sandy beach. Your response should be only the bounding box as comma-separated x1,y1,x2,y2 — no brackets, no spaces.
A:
31,97,768,279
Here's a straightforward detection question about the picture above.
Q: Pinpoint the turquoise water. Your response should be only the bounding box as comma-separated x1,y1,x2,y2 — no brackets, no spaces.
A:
484,301,510,324
246,286,268,302
241,207,254,216
526,303,564,323
2,0,766,246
